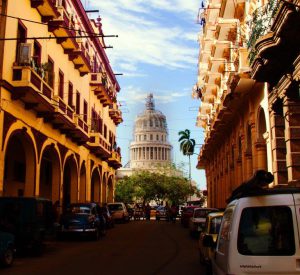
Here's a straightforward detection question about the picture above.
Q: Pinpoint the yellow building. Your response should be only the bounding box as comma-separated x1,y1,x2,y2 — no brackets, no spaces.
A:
194,0,273,208
0,0,122,209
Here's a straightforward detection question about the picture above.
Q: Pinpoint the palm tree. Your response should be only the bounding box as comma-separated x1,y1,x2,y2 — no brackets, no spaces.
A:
178,129,196,196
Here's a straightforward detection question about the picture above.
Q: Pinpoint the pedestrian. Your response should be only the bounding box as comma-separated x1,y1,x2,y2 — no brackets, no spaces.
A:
165,202,171,222
170,203,177,223
145,203,151,220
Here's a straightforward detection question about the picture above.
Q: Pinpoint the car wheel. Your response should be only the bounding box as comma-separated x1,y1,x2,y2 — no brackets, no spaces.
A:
1,247,14,267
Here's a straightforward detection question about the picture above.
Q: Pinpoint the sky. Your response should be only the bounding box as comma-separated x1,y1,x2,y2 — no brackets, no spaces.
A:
85,0,207,190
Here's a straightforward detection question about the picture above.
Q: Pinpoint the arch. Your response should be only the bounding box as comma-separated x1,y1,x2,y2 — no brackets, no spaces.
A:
3,129,36,197
107,175,114,203
79,162,87,202
39,144,61,202
257,107,267,140
62,155,78,209
102,171,108,203
256,107,268,170
91,167,101,203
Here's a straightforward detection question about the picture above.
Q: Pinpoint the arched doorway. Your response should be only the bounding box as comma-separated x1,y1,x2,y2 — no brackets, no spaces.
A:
102,173,107,203
79,164,86,202
39,145,60,202
4,131,36,196
91,168,100,203
107,176,114,203
257,108,268,170
62,156,78,210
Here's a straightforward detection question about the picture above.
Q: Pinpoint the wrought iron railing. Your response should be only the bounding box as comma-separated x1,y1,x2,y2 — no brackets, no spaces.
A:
247,0,280,64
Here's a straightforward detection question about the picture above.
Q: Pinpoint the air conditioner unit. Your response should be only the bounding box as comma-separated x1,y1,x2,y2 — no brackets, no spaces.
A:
18,43,31,65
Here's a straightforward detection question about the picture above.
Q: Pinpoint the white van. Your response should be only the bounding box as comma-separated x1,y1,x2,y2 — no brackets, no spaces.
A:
204,187,300,275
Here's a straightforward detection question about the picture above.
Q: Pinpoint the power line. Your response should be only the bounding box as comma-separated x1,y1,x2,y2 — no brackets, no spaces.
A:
0,13,104,37
0,34,118,41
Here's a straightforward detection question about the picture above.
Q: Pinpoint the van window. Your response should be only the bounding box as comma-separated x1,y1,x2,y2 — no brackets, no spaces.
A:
217,207,234,254
238,206,295,256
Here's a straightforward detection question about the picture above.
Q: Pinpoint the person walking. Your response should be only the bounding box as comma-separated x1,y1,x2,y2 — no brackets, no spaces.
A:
145,203,151,220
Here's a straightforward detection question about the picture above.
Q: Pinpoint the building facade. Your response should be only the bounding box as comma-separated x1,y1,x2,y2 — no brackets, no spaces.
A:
196,0,300,208
117,94,174,178
0,0,122,209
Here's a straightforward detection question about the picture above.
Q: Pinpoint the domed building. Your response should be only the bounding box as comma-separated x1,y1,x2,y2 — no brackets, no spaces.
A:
117,94,173,178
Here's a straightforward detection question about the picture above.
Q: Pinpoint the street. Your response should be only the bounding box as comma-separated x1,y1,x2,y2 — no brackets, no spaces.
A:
3,220,207,275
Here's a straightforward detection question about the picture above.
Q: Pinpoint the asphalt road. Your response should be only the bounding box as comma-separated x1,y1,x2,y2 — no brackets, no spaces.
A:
3,219,208,275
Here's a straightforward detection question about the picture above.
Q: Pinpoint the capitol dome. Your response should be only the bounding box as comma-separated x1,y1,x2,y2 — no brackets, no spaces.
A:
129,94,173,169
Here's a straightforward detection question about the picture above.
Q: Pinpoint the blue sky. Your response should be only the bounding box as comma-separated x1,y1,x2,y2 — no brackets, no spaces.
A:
86,0,207,190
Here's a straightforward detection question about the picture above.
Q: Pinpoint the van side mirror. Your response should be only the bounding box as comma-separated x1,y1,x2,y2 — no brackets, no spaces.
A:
203,235,215,248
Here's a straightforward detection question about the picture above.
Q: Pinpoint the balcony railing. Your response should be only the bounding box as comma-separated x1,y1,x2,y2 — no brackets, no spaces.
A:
88,132,111,158
12,65,54,100
108,149,122,169
247,0,280,64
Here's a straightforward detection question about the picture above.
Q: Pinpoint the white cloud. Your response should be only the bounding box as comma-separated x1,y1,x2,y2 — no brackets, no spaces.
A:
88,0,199,70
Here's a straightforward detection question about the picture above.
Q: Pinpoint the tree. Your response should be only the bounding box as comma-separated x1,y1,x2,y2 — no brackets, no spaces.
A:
115,171,196,205
178,129,196,186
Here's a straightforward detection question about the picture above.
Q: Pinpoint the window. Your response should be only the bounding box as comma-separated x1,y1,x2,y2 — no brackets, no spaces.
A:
238,206,295,256
16,21,27,64
47,57,54,88
33,40,41,67
217,207,234,254
144,135,146,141
150,134,153,140
209,216,223,234
58,70,64,99
157,135,159,141
104,124,107,138
68,82,73,107
76,91,80,115
83,100,88,123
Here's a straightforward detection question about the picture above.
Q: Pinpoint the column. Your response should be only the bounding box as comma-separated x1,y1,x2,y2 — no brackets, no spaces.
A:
283,97,300,182
270,101,287,185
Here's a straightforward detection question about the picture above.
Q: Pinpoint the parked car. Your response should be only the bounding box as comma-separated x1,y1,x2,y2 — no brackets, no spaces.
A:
156,206,168,220
203,170,300,275
126,204,134,220
98,205,114,229
107,202,129,223
198,211,223,266
0,231,15,267
180,205,199,227
189,208,219,237
150,205,158,218
59,203,106,240
0,197,54,255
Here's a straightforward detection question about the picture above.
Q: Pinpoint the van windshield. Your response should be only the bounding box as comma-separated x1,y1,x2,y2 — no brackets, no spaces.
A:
238,206,295,256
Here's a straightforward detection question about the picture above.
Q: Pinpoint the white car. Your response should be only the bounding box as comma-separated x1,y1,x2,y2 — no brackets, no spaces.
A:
204,184,300,274
107,202,129,223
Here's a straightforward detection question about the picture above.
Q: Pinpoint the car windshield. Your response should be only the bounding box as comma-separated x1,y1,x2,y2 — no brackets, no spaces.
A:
194,209,209,218
209,216,223,234
108,204,123,211
68,205,91,214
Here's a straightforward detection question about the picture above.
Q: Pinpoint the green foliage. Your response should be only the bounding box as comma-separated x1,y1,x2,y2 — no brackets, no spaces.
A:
178,129,196,156
115,171,198,205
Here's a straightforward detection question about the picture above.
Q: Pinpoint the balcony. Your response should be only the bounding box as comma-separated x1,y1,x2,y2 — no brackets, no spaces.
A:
90,73,114,107
11,65,55,114
49,95,76,135
31,0,60,21
65,43,92,76
109,103,123,125
87,132,111,159
48,5,79,51
250,0,300,86
108,150,122,169
72,115,89,144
